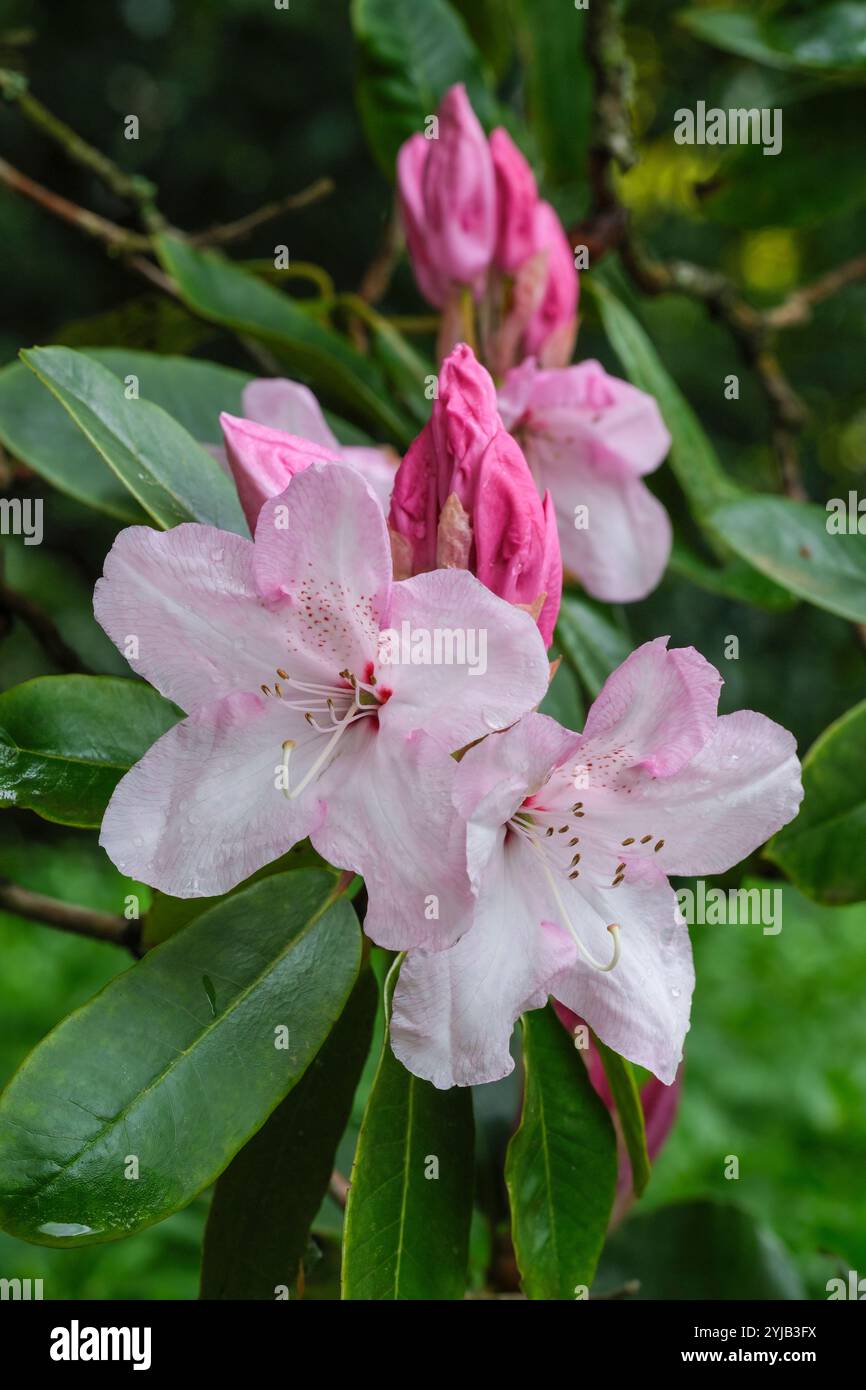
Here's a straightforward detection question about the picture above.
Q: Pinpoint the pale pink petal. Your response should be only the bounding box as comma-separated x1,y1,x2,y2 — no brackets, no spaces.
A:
341,445,398,510
313,729,474,953
253,462,392,676
579,638,722,778
390,842,577,1088
454,712,581,844
633,709,803,876
99,691,326,896
241,379,340,451
94,524,282,714
378,567,550,750
550,872,693,1085
546,458,672,602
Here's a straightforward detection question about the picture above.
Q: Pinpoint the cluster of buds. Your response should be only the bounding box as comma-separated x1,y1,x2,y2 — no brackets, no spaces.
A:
397,85,578,374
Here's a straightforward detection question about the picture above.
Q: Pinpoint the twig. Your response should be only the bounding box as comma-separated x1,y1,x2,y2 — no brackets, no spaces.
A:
0,66,160,225
0,156,150,251
358,205,402,305
189,177,334,247
766,253,866,329
0,880,143,956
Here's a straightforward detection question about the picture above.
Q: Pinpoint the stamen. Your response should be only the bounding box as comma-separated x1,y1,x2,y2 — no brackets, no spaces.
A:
515,825,622,973
622,837,635,846
654,839,665,852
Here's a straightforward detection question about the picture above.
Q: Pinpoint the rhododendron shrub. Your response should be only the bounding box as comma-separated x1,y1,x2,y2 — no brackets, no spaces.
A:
5,1,864,1313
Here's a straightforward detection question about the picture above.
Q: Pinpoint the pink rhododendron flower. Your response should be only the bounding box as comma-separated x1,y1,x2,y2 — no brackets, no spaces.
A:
390,637,802,1088
219,377,397,528
498,357,672,602
94,462,549,950
397,91,578,371
388,343,562,646
397,84,496,305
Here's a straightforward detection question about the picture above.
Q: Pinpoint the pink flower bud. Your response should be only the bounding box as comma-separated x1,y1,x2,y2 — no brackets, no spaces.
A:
524,200,579,367
397,84,496,305
489,127,538,274
388,343,562,645
220,413,338,531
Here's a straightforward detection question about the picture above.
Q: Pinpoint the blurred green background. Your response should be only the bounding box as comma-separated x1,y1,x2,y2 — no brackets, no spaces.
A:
1,0,864,1298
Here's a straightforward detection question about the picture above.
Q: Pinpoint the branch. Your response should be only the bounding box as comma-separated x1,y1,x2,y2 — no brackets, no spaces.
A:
189,177,334,247
0,66,160,225
328,1169,350,1209
0,880,142,956
0,156,150,251
766,253,866,329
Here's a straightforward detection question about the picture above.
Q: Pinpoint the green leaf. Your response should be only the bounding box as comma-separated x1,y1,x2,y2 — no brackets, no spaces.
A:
351,0,494,177
588,278,738,520
709,495,866,623
200,967,377,1299
155,235,414,444
0,870,361,1246
515,0,592,191
506,1004,617,1299
555,594,631,698
20,347,246,533
0,676,179,827
0,351,252,522
594,1198,805,1299
669,538,795,612
341,963,474,1299
593,1036,651,1198
678,4,866,77
766,700,866,905
538,651,584,731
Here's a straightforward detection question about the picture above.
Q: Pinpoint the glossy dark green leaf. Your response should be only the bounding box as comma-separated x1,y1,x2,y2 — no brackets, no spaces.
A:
594,1198,805,1299
555,594,631,699
709,495,866,623
589,279,738,520
155,235,414,444
506,1004,617,1299
0,870,361,1246
669,538,795,612
341,964,474,1299
201,967,377,1299
593,1036,650,1198
515,0,592,190
20,347,246,533
0,676,179,827
0,351,250,522
678,4,866,77
350,0,494,177
767,699,866,905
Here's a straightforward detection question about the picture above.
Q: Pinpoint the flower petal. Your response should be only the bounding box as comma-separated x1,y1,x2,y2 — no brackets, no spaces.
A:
99,690,326,896
378,567,550,750
94,523,282,714
390,838,577,1088
550,873,693,1085
579,637,722,778
220,412,340,530
254,461,392,676
313,728,474,953
634,709,803,875
241,378,340,450
341,445,398,510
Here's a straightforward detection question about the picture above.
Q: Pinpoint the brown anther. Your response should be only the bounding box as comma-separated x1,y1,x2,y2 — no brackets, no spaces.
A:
568,837,580,846
640,834,652,844
569,869,580,879
616,862,625,874
572,803,583,812
558,825,570,833
571,853,581,866
622,837,635,845
304,711,315,724
612,873,624,886
261,684,271,696
277,668,289,680
575,811,585,818
654,839,665,852
545,827,555,837
274,683,283,697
